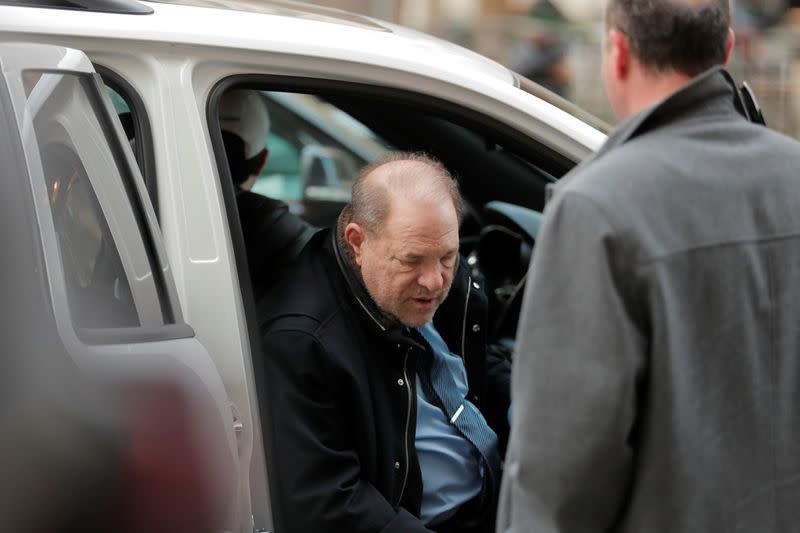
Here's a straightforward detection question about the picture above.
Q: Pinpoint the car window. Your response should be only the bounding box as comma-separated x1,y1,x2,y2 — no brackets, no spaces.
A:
213,80,570,338
214,84,566,232
105,84,135,142
255,92,391,224
24,71,167,331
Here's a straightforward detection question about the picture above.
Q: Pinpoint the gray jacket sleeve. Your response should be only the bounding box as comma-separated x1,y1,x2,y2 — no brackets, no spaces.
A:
497,191,646,533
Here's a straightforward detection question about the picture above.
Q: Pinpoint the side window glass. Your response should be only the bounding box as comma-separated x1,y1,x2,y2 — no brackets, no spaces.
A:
41,144,139,328
25,71,166,331
105,85,136,148
239,91,391,226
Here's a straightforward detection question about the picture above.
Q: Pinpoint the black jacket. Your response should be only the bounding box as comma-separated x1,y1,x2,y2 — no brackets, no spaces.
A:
236,190,315,300
258,228,510,533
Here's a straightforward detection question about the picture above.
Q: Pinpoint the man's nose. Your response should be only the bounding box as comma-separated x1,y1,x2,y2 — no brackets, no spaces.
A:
418,264,445,292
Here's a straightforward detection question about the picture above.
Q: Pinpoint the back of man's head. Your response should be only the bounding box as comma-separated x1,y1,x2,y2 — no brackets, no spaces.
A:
346,152,463,236
606,0,731,77
219,90,271,185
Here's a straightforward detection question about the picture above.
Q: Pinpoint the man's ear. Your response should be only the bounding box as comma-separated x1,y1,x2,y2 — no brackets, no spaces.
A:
724,28,735,65
345,222,366,266
608,28,630,80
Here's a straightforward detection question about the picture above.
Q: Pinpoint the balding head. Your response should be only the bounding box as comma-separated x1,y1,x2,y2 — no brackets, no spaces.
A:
346,152,463,236
339,152,462,327
605,0,732,77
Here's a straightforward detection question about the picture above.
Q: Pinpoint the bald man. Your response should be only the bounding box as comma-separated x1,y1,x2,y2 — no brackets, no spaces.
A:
258,152,510,533
499,1,800,533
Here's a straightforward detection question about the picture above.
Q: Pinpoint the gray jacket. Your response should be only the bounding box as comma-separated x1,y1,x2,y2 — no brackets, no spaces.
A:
498,67,800,533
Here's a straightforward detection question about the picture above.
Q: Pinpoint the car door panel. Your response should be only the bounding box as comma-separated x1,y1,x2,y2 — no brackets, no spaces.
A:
0,42,244,532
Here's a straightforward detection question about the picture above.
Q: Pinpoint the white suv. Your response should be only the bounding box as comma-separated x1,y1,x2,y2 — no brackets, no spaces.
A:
0,1,605,532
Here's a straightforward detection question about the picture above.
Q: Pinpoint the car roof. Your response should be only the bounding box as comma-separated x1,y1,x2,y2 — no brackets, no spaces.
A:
1,0,518,87
148,0,390,31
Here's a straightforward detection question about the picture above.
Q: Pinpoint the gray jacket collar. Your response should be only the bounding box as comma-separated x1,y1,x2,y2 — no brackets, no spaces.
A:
547,66,739,203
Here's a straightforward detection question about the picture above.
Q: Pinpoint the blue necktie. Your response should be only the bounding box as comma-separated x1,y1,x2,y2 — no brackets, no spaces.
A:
415,336,501,496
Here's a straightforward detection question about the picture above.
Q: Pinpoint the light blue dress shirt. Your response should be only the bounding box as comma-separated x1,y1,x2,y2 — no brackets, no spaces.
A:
415,322,490,526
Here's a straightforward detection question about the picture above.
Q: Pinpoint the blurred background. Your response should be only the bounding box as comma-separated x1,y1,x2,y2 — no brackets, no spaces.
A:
299,0,800,138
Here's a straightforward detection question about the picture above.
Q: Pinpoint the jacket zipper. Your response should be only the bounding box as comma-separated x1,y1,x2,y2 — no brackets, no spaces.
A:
351,292,386,332
460,275,472,359
397,347,412,505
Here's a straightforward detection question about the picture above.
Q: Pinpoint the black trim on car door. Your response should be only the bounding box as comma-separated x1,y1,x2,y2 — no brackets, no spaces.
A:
77,323,196,346
86,71,177,326
94,64,160,220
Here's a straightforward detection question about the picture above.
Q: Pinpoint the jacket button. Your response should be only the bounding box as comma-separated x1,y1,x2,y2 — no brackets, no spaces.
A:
472,282,480,289
394,461,401,470
472,324,480,332
397,378,405,387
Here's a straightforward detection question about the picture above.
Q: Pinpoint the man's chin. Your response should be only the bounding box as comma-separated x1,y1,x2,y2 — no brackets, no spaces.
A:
398,309,437,328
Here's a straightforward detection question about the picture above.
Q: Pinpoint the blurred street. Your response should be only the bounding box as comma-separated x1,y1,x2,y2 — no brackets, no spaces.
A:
302,0,800,138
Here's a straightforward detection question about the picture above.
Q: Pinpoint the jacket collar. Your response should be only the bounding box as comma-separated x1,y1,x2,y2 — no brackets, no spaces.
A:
330,230,421,348
600,66,736,156
547,67,739,203
331,230,390,331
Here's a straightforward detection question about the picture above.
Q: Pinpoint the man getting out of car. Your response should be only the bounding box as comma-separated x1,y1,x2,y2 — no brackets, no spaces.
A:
258,152,510,533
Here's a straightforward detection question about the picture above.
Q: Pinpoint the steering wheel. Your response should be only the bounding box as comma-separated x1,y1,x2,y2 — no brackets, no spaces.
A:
473,202,542,342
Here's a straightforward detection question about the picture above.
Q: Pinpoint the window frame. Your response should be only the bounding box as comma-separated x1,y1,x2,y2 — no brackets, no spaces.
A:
20,69,192,345
95,64,160,219
208,72,580,301
207,74,582,533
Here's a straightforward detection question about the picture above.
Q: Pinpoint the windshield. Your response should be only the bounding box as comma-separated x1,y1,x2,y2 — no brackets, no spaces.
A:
515,74,612,134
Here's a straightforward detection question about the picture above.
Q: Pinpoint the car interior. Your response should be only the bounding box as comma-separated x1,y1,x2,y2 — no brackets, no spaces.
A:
210,80,576,351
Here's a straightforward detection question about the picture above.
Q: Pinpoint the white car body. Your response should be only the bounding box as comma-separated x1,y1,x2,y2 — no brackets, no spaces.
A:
0,2,605,531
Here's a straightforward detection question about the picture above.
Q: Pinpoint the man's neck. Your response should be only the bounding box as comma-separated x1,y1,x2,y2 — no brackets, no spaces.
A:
621,70,694,121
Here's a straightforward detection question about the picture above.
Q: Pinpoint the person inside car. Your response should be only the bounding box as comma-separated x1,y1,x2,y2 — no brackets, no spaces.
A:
258,152,511,533
219,89,315,301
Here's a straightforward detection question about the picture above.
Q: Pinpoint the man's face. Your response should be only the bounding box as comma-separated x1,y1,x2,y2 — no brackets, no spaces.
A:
355,197,460,328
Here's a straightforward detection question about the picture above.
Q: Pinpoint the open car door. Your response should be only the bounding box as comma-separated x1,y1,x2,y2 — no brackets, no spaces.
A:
0,42,245,532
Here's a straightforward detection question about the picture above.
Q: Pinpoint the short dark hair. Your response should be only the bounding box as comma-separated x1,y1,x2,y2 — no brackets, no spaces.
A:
343,151,463,234
606,0,731,77
221,131,266,186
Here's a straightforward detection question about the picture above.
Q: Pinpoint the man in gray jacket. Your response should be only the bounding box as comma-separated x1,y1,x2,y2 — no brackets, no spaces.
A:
498,1,800,532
